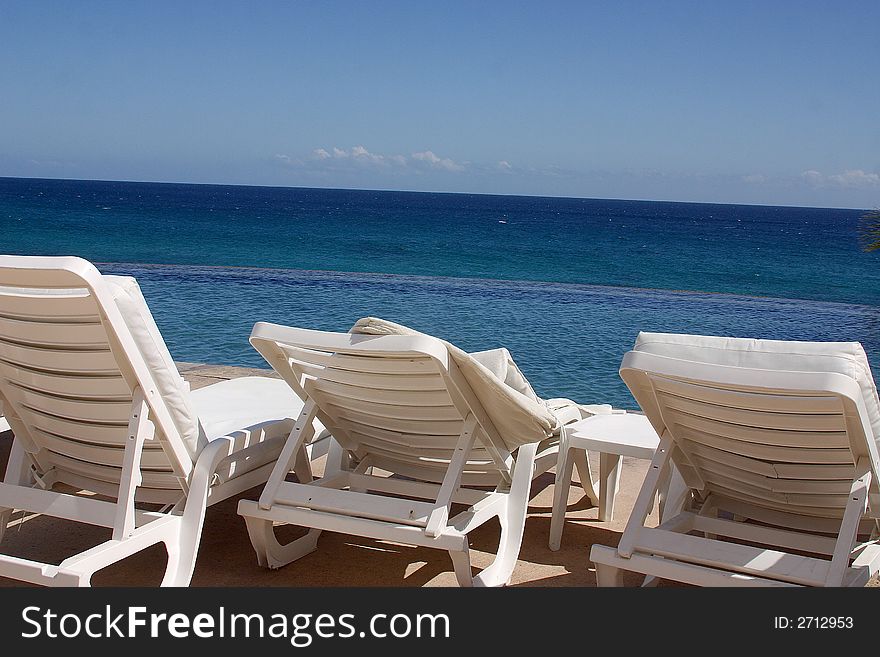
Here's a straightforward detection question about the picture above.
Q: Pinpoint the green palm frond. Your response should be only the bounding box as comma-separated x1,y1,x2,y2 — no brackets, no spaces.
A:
859,209,880,252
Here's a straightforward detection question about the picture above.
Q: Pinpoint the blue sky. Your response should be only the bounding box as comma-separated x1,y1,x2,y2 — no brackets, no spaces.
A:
1,1,878,208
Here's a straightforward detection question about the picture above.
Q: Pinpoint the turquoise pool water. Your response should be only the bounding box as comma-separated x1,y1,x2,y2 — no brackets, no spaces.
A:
104,263,880,410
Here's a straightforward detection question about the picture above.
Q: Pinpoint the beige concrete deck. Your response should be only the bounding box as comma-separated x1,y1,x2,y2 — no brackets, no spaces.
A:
0,362,659,587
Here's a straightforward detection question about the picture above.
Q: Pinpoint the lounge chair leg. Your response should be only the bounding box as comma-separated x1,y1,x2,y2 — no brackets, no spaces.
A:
698,500,718,539
448,547,474,587
658,465,688,523
595,562,624,587
243,516,322,570
323,438,348,479
549,440,575,551
159,514,203,587
4,439,33,487
293,445,313,484
0,507,11,544
47,515,186,587
1,441,38,544
243,516,271,568
473,510,520,587
0,440,33,541
474,442,538,587
156,436,229,586
349,465,373,493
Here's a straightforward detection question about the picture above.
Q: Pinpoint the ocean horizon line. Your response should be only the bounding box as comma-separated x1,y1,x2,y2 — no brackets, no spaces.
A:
101,260,880,312
7,176,877,308
0,174,868,213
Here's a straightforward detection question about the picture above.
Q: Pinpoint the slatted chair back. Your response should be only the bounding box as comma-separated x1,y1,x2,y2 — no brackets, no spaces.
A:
249,323,515,486
0,256,200,501
620,333,880,525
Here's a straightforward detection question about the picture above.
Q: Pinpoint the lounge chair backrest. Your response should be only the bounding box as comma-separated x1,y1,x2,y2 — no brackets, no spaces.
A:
0,256,201,496
349,316,559,450
250,322,520,484
620,332,880,520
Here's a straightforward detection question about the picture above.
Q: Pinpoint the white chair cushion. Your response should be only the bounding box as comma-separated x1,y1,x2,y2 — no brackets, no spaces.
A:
104,276,321,469
191,376,305,440
191,376,322,483
103,275,203,458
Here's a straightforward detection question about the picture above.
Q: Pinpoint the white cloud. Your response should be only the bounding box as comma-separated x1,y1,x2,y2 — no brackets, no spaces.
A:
828,169,880,188
277,145,467,174
801,170,825,186
498,160,513,171
411,151,437,163
411,150,464,172
351,145,386,165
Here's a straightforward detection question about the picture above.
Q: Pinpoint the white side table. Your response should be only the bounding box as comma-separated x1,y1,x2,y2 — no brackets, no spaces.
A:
549,413,662,551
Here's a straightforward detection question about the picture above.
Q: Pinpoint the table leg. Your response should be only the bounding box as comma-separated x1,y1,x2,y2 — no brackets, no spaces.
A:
549,440,575,551
598,452,622,522
571,448,599,507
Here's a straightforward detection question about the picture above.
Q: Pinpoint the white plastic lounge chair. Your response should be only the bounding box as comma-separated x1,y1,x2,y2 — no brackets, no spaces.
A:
0,255,320,586
238,318,599,586
590,332,880,587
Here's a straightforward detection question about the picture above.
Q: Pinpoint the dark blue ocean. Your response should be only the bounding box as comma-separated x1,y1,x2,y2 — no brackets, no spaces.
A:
2,177,878,408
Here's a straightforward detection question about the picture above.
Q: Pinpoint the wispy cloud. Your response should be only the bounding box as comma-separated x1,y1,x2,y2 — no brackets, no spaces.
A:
410,150,464,172
313,145,391,165
350,145,387,165
277,145,467,173
285,147,577,179
801,169,880,189
800,170,824,186
828,169,880,188
274,153,299,166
